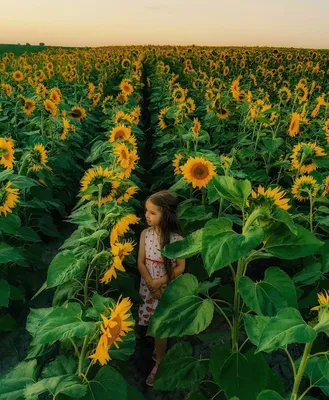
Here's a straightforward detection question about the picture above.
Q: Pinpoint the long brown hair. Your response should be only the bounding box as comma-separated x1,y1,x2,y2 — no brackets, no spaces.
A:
146,191,182,282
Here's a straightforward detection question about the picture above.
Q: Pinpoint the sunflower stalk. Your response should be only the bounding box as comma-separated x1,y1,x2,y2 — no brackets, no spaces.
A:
78,334,90,377
290,341,314,400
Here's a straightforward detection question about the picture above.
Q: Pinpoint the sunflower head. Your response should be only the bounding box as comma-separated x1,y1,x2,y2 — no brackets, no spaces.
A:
30,143,48,172
120,79,134,95
250,185,291,217
291,175,319,201
181,156,217,189
0,137,15,169
23,98,36,116
312,290,329,336
69,106,86,121
0,181,19,216
109,126,132,143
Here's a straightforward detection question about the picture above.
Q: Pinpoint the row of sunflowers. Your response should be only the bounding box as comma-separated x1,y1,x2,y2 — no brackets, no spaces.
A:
0,47,148,399
140,47,329,400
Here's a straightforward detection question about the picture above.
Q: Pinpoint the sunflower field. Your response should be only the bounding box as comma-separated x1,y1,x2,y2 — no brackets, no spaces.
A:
1,45,329,400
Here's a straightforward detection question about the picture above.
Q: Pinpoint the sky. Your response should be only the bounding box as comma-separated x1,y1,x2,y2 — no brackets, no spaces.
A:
1,0,329,49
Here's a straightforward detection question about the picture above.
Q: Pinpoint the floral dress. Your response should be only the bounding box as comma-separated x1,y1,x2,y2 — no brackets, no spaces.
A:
138,227,182,326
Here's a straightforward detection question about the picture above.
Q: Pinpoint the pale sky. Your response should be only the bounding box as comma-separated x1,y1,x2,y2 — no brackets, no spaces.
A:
1,0,329,49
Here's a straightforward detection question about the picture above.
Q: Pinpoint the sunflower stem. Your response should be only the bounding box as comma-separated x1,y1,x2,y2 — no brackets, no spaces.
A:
78,335,90,377
231,258,245,352
308,191,313,233
290,341,313,400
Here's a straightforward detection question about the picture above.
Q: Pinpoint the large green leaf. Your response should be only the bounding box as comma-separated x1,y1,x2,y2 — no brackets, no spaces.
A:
271,207,297,235
11,175,41,189
208,175,251,208
257,390,284,400
264,224,324,259
293,263,324,285
0,214,21,234
162,229,203,259
304,356,329,396
81,365,127,400
0,360,37,400
0,279,10,307
24,356,86,399
0,243,24,264
243,314,270,347
147,274,214,338
47,250,87,288
154,342,207,390
202,218,263,275
239,267,297,316
32,303,95,345
26,307,54,337
210,346,268,400
256,308,317,353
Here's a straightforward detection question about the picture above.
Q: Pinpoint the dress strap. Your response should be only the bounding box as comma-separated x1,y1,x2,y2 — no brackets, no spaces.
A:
145,257,164,264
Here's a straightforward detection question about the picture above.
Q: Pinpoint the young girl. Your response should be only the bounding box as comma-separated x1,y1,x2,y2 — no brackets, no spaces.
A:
137,190,185,387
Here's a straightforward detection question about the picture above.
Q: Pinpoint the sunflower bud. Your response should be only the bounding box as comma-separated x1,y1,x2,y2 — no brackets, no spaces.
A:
311,290,329,336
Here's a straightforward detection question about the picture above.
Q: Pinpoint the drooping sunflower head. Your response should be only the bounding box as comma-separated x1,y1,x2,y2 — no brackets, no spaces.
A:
191,118,201,138
181,156,217,189
251,185,291,211
69,106,86,122
114,110,133,126
110,214,140,246
30,143,48,172
60,118,71,141
44,99,57,117
172,153,186,175
116,185,139,204
0,137,15,169
158,106,170,130
288,112,301,137
295,81,308,103
49,88,62,105
290,142,326,174
0,181,19,216
322,176,329,197
114,142,131,169
311,290,329,336
89,296,134,365
116,92,128,104
186,97,196,114
291,175,319,201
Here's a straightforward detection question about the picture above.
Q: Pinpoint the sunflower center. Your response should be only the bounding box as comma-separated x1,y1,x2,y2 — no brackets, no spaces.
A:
192,164,209,179
71,110,82,118
115,131,126,140
108,315,122,344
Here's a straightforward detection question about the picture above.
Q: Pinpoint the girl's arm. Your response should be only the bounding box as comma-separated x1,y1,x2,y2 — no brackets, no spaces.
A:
137,229,153,282
156,257,186,286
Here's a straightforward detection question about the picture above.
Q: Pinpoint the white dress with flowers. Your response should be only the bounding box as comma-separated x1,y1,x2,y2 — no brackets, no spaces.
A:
138,227,182,326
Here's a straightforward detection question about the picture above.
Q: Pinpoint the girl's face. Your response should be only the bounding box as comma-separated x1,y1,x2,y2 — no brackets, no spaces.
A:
145,199,162,227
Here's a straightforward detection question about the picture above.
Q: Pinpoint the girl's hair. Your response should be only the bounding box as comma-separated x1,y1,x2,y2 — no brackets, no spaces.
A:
145,190,182,282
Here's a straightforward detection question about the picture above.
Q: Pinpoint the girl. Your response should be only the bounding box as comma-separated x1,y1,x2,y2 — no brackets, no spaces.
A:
137,190,185,387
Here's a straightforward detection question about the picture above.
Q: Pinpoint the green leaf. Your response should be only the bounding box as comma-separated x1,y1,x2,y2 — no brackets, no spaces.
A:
79,229,109,246
202,218,263,275
47,250,87,288
0,243,24,264
16,227,41,242
26,308,54,337
126,385,144,400
261,137,284,153
197,278,221,295
32,303,95,345
264,224,324,259
321,241,329,273
243,314,270,346
0,214,21,234
162,229,203,259
210,346,268,400
256,308,317,353
11,175,41,189
81,365,127,400
304,356,329,396
147,274,214,338
239,267,297,316
271,207,297,235
154,342,207,390
257,390,285,400
0,279,10,307
293,263,324,285
208,175,251,209
0,360,37,400
91,292,116,314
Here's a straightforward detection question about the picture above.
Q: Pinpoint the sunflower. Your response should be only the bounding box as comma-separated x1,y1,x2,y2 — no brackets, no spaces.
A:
119,79,134,95
181,156,217,189
0,181,19,216
12,70,24,82
290,142,326,174
251,185,291,211
0,138,15,169
116,185,139,204
172,87,186,103
291,175,319,201
172,153,185,175
288,112,301,137
80,166,119,205
192,118,201,139
158,106,170,129
89,296,134,365
118,149,139,179
23,98,36,116
60,118,71,141
312,290,329,311
109,126,132,143
92,93,102,107
114,110,133,126
110,214,140,246
1,83,12,97
36,83,48,97
101,241,135,283
114,143,130,169
44,99,57,117
31,143,48,172
49,88,62,105
295,82,308,103
322,119,329,142
322,176,329,197
69,106,86,122
116,92,128,104
186,97,196,114
278,87,291,103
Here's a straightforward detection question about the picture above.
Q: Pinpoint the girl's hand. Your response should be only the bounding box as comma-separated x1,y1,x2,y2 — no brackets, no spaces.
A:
146,278,163,292
152,289,162,300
